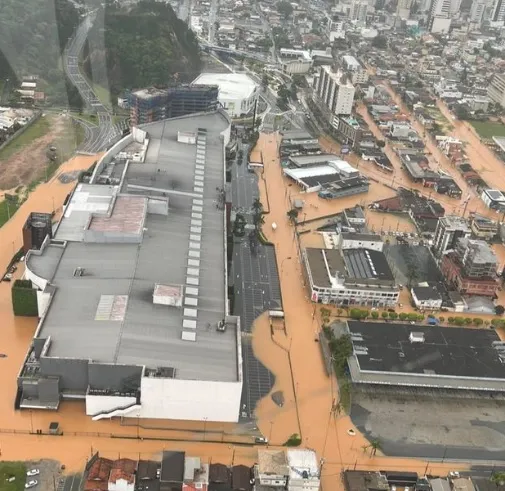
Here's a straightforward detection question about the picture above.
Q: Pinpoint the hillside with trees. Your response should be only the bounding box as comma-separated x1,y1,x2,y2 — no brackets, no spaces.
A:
83,0,202,100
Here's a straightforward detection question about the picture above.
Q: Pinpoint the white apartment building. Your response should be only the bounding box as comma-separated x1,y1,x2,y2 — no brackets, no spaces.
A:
342,55,369,84
488,73,505,108
315,65,355,116
329,20,345,40
470,0,487,23
279,49,313,74
349,1,368,21
492,0,505,21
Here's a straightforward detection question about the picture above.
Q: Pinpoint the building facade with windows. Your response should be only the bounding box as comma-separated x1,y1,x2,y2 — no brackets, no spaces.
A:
314,66,355,117
303,247,399,307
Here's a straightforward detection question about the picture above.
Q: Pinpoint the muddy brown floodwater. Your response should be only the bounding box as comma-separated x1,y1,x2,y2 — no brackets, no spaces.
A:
252,133,467,490
0,147,469,483
0,154,258,470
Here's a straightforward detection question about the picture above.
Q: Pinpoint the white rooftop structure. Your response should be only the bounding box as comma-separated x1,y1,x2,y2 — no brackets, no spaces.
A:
192,73,259,117
20,110,243,423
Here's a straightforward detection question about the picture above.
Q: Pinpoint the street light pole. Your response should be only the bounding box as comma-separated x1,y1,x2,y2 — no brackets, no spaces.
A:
281,256,292,273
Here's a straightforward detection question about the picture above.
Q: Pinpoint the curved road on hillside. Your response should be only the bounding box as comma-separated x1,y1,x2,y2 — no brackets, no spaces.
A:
63,14,120,153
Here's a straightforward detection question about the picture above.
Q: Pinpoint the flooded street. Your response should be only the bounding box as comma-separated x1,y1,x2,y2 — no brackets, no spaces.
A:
252,134,465,489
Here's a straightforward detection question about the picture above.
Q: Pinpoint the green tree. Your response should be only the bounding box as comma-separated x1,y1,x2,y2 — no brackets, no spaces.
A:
252,198,263,213
372,35,388,49
399,312,408,321
454,317,465,326
389,312,398,320
495,305,505,315
381,311,388,319
407,312,418,321
439,316,445,323
473,318,484,326
276,0,293,17
464,317,473,325
417,314,425,321
287,208,299,222
371,311,379,319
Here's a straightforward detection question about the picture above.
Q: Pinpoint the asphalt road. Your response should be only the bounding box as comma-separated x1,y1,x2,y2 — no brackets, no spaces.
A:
63,14,120,153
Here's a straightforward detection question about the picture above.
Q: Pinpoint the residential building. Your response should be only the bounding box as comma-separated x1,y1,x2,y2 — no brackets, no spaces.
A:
492,0,505,21
286,450,320,491
329,20,345,41
128,85,219,126
430,0,450,17
432,215,471,258
470,214,498,240
342,56,369,84
279,49,313,74
332,116,371,149
343,471,389,491
488,74,505,108
255,450,289,487
192,73,259,117
108,460,137,491
349,1,368,21
411,285,443,310
315,66,355,116
232,466,252,491
85,458,114,491
20,111,243,422
470,0,487,23
303,247,399,307
160,452,185,491
397,0,413,17
481,188,505,210
441,238,498,296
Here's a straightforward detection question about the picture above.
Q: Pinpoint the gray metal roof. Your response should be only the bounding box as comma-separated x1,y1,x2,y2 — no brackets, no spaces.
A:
34,112,237,382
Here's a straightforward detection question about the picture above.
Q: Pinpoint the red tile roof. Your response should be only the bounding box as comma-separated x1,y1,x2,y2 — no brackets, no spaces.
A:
84,481,109,491
109,459,137,484
88,458,114,481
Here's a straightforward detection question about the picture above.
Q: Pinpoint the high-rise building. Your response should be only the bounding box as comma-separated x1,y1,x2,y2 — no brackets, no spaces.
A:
315,66,355,116
449,0,462,15
430,0,451,17
128,85,219,126
470,0,487,23
488,73,505,108
432,215,471,258
397,0,413,17
349,1,369,21
492,0,505,21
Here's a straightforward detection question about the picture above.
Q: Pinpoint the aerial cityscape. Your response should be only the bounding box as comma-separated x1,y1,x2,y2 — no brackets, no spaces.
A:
1,0,505,490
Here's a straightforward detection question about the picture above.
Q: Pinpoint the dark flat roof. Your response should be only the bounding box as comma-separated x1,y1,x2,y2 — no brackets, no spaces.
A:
348,321,505,379
161,451,185,482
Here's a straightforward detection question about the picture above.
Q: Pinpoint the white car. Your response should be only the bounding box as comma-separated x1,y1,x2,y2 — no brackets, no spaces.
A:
27,470,40,477
25,480,38,489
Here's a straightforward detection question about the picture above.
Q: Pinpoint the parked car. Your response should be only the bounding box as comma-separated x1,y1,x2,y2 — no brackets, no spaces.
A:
25,480,38,489
2,273,12,282
26,470,39,477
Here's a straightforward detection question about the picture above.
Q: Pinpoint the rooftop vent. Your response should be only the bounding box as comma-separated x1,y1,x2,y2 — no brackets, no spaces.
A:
73,267,84,277
409,332,425,343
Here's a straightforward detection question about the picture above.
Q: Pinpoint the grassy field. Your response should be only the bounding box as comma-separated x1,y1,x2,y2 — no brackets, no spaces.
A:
0,117,51,161
92,83,112,108
470,120,505,138
0,462,26,491
0,196,20,227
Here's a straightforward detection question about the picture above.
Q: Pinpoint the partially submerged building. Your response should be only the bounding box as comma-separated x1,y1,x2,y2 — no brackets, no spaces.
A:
345,320,505,392
19,110,243,422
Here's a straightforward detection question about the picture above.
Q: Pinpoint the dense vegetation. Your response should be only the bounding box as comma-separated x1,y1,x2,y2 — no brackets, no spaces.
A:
0,0,79,79
84,0,202,99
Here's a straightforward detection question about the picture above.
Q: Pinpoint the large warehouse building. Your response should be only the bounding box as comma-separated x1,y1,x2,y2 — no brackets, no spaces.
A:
345,321,505,392
20,110,243,422
192,73,259,118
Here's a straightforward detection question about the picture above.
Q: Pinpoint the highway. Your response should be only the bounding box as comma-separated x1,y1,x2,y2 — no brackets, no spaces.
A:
63,14,120,154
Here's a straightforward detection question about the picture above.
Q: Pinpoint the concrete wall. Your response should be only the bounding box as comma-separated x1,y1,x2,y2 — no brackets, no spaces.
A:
40,357,88,392
134,377,242,422
88,363,142,391
91,134,134,183
36,290,51,317
86,394,137,416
